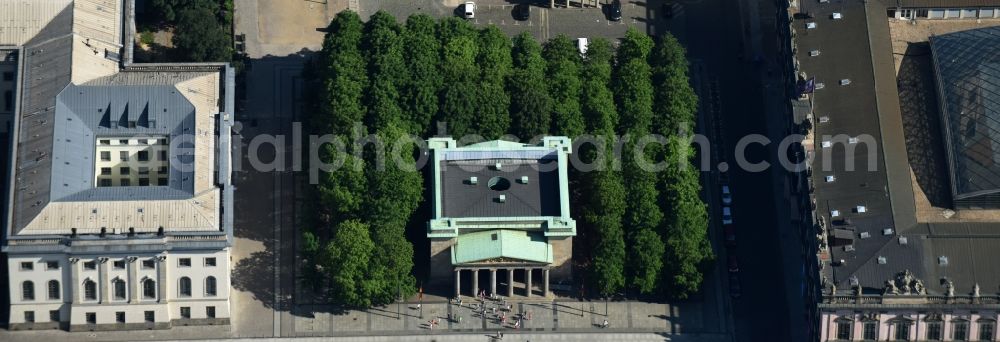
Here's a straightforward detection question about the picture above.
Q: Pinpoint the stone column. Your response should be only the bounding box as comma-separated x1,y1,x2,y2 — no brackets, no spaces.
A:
454,269,461,298
99,258,108,303
490,269,497,297
543,268,550,297
472,269,479,297
71,259,80,304
157,257,167,302
129,258,139,303
525,268,533,297
507,269,515,297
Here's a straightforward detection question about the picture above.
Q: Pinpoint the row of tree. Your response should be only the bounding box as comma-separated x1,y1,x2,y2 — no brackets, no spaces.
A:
147,0,233,62
304,10,712,307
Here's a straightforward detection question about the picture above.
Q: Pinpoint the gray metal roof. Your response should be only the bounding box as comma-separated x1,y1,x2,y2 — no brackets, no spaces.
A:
930,26,1000,201
440,158,561,218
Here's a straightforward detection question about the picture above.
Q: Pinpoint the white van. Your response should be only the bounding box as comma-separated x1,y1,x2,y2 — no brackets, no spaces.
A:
464,2,475,19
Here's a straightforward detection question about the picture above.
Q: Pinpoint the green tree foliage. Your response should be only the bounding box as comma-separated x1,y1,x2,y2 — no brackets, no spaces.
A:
629,228,666,294
317,147,367,222
542,35,585,138
582,154,627,297
363,11,406,131
660,140,712,298
580,38,618,135
438,35,478,137
319,11,367,136
324,220,377,308
149,0,211,23
171,5,232,62
509,32,553,140
622,139,665,294
614,28,655,134
402,14,442,134
475,27,513,139
651,34,698,135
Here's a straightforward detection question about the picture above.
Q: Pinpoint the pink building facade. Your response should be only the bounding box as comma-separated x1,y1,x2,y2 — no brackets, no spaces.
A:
820,297,999,341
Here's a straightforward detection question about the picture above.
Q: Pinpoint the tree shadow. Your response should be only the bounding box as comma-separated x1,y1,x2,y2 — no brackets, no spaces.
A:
896,42,952,208
231,249,276,309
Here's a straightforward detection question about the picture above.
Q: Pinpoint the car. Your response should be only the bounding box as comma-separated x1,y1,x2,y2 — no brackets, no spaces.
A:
577,38,589,55
721,185,732,205
514,4,530,20
724,225,736,247
464,2,475,19
728,255,739,273
608,0,622,21
729,272,742,298
722,207,733,225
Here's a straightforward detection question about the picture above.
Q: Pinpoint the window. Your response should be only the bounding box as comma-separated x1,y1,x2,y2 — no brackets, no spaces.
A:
24,311,34,323
144,311,154,323
20,261,33,271
138,151,148,161
139,178,149,186
99,139,110,145
120,179,130,186
120,167,130,175
206,306,215,319
84,280,97,300
981,8,996,18
139,166,149,175
158,150,167,161
142,259,155,269
100,151,111,161
46,261,59,270
204,257,216,267
116,312,125,323
894,321,910,341
981,322,996,341
953,321,968,341
863,321,878,340
179,258,191,267
837,321,852,340
2,71,12,81
205,276,217,296
86,312,96,324
143,279,156,299
120,151,129,161
49,310,59,322
926,321,942,340
917,9,929,18
946,8,961,18
112,278,126,300
101,167,112,175
99,179,112,187
3,90,11,111
180,307,190,319
22,281,34,300
48,280,60,300
158,178,168,186
84,261,96,270
961,8,977,18
179,277,191,297
113,260,125,269
119,139,129,145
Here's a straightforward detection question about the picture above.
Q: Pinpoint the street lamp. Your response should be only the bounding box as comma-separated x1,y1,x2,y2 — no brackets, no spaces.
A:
397,282,401,320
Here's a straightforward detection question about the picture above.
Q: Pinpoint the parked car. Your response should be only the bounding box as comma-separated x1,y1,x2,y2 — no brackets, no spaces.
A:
721,185,732,205
729,272,742,298
724,224,736,247
608,0,622,21
577,38,589,55
728,255,739,273
514,3,530,20
722,207,733,225
464,2,476,19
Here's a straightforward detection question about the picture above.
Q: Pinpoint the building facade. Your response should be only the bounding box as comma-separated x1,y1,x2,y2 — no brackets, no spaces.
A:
426,137,576,298
1,0,235,331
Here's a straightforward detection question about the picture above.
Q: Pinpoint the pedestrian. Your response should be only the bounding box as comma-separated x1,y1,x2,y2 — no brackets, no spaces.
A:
416,303,421,310
603,319,609,328
527,310,531,320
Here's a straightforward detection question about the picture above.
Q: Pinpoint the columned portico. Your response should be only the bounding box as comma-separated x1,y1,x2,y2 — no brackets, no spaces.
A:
454,266,551,298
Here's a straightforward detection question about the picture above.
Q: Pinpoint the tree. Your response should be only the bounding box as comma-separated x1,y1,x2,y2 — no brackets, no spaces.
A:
402,14,442,135
509,32,553,140
149,0,213,23
363,11,406,131
651,33,698,136
171,5,232,62
622,140,665,294
629,228,666,294
324,220,377,308
614,28,655,134
580,38,618,135
317,146,367,222
319,11,367,136
475,26,513,139
543,35,585,138
582,157,627,297
438,35,479,138
660,139,713,299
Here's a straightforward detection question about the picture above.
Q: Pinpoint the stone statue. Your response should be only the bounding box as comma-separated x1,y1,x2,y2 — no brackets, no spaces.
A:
946,280,955,297
831,283,837,295
884,279,899,295
914,279,926,295
974,283,981,297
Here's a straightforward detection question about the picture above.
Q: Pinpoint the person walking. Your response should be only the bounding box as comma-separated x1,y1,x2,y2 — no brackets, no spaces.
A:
602,319,609,328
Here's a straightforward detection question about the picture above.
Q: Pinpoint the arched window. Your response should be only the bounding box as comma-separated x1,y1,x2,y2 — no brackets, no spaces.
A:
83,279,97,301
205,276,217,296
22,281,34,301
48,280,60,300
143,279,156,299
112,278,126,300
179,277,191,297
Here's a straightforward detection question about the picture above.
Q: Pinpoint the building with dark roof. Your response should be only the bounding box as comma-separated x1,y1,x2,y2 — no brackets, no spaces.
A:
1,0,234,331
931,26,1000,208
426,137,575,299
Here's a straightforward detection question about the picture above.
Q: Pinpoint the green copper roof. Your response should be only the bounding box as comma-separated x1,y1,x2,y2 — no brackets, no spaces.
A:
463,140,531,149
452,229,552,264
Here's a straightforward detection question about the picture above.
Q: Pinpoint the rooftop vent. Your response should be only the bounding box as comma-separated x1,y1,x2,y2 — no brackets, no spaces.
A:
830,210,840,217
938,256,949,266
819,116,830,123
520,176,529,184
494,162,502,170
883,228,894,236
822,140,832,148
469,176,478,185
899,236,908,245
878,256,887,264
848,137,859,144
491,233,498,241
856,205,867,213
849,276,859,287
860,232,870,239
498,194,506,203
844,245,855,252
825,175,836,183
